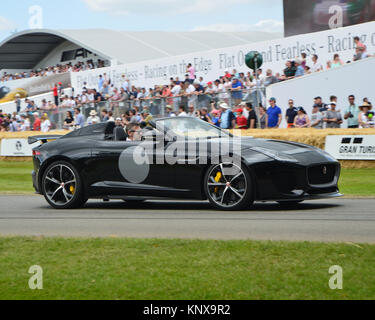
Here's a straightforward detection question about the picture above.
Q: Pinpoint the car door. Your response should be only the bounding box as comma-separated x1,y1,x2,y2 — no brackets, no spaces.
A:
90,138,178,197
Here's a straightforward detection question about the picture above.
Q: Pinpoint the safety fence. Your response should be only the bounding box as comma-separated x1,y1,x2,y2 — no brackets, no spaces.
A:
27,88,267,130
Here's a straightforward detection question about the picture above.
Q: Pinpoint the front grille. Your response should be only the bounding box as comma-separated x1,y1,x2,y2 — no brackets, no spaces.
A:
308,164,337,185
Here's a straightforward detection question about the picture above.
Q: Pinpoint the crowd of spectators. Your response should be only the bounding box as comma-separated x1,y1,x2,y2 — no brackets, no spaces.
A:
1,36,374,132
0,59,106,83
2,92,373,133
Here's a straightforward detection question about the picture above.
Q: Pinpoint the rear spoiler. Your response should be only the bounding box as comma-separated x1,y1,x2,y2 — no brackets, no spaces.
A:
28,135,63,145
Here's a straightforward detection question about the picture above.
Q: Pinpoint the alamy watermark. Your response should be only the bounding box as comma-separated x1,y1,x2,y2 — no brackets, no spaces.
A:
118,124,243,184
28,5,43,29
28,265,43,290
329,265,343,290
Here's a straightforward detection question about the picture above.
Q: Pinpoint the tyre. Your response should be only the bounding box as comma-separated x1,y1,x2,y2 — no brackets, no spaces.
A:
204,162,254,211
42,161,87,209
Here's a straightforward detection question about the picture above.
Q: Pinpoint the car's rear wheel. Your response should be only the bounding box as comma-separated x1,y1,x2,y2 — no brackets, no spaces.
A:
204,163,254,211
42,161,87,209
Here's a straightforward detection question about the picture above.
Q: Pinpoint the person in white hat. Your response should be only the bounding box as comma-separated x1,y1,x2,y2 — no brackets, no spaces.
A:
86,110,100,126
219,102,236,129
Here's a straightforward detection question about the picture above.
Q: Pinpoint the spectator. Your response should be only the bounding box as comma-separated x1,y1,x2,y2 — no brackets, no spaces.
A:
98,75,104,92
165,105,176,117
354,36,366,52
186,63,196,83
294,59,305,77
330,54,344,69
324,103,343,128
267,98,282,129
178,105,187,117
93,89,103,104
141,108,153,125
358,103,374,128
210,109,221,127
193,80,206,109
310,105,324,129
264,69,279,87
15,94,22,113
20,114,30,131
311,54,323,72
283,61,296,79
243,103,257,129
330,95,338,105
121,75,129,93
231,78,243,105
236,108,248,129
344,95,360,128
293,107,310,128
259,106,268,129
52,83,59,106
301,52,307,68
86,110,100,126
33,112,41,131
219,103,236,129
354,47,365,61
187,104,196,117
286,99,298,128
101,109,109,122
74,108,85,129
40,114,51,133
9,117,20,132
197,108,209,123
313,96,328,112
63,111,75,130
184,81,196,107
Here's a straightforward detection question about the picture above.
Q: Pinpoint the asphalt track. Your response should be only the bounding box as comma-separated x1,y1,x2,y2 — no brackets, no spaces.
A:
0,196,374,243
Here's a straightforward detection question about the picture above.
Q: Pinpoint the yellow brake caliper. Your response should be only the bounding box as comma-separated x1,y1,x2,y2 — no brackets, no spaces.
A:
214,172,222,194
69,185,75,195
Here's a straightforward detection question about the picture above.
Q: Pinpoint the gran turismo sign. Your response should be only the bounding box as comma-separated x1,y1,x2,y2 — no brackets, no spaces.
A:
325,135,375,160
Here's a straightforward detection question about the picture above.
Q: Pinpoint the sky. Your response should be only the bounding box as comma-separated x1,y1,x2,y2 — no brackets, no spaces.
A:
0,0,284,40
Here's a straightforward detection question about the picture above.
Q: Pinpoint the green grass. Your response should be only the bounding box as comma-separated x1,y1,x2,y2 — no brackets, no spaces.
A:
339,168,375,197
0,161,34,194
0,161,374,197
0,237,374,300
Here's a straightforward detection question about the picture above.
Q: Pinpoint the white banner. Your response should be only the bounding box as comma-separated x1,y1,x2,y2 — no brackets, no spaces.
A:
71,22,375,91
0,139,35,157
325,135,375,160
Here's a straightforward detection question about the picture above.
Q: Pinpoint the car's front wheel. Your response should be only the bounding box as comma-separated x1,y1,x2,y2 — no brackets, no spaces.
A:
42,161,87,209
204,163,254,211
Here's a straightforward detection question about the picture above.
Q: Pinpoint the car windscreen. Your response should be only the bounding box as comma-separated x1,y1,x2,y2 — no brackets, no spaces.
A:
154,117,229,139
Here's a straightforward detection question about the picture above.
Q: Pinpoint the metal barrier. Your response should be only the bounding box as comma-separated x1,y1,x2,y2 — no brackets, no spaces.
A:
32,88,267,130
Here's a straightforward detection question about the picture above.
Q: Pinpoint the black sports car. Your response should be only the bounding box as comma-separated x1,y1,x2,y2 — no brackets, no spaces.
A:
30,117,342,211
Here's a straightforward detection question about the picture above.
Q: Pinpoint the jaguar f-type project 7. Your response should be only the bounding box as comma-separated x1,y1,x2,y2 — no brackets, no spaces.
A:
30,117,342,211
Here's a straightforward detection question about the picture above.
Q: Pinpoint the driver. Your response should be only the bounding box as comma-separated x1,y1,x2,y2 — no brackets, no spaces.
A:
126,123,142,141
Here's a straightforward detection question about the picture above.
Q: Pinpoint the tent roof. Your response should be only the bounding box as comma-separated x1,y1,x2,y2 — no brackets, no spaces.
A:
0,29,282,69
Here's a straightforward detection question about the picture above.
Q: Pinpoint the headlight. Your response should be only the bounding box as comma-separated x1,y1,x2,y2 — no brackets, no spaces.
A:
251,147,298,163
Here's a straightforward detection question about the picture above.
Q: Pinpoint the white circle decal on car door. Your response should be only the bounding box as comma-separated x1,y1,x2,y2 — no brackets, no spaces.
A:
118,146,150,184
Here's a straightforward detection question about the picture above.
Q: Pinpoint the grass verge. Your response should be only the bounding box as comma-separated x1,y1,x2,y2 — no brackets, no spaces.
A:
0,237,374,300
0,161,374,197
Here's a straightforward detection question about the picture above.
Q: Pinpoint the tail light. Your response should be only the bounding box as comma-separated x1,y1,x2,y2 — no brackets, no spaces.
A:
33,150,41,156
